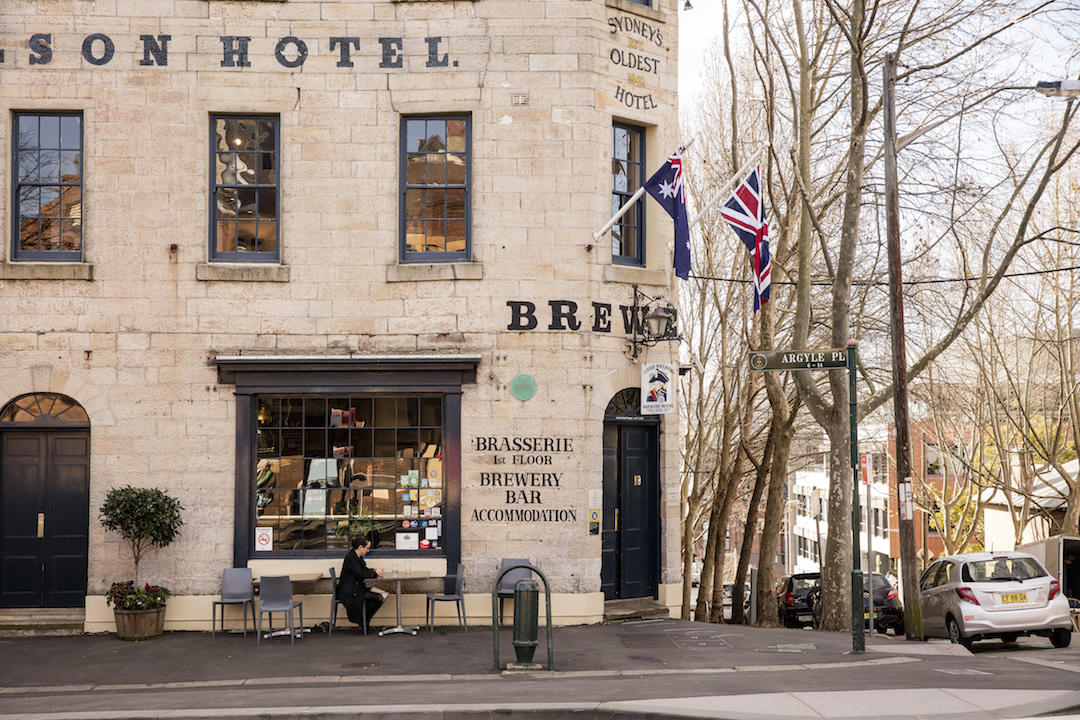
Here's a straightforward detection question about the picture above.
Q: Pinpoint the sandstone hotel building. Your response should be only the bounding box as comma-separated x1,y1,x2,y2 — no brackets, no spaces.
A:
0,0,682,631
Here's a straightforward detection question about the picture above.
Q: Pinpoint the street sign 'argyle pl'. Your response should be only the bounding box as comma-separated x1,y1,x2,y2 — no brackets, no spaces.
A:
643,148,691,280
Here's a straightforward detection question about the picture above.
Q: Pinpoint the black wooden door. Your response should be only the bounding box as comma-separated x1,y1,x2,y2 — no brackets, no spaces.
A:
0,432,89,607
601,423,659,600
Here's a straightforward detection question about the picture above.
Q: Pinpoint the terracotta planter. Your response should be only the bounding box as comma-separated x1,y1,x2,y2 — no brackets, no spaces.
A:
113,607,165,640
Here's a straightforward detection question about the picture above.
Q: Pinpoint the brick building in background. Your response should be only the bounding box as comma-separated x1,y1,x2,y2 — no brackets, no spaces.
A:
0,0,683,631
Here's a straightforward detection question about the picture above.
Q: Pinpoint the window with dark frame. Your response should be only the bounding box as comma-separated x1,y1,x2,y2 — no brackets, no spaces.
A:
255,395,446,554
210,114,280,262
12,112,83,261
612,123,645,266
400,115,470,262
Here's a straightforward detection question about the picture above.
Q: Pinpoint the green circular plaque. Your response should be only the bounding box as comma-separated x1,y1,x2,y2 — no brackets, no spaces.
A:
510,374,537,401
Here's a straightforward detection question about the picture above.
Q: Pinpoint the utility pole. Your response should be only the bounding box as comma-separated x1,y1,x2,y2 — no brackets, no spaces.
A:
883,52,922,640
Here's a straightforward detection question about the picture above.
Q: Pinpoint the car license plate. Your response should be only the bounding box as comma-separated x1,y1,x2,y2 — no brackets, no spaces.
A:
798,614,813,622
863,612,870,621
1000,592,1027,604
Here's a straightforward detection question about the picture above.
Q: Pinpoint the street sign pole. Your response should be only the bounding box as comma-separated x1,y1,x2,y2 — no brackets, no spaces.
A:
749,344,864,653
848,341,864,653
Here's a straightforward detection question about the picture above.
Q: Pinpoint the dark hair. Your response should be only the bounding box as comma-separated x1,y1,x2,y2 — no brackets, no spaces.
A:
350,535,371,551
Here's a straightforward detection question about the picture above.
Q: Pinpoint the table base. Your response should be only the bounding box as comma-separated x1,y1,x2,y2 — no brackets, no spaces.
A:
263,627,310,640
378,624,418,636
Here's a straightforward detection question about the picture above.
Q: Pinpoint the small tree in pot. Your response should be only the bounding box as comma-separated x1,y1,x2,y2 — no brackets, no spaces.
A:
99,486,183,640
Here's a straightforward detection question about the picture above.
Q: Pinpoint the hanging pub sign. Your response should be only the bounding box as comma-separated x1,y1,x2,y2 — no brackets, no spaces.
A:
641,362,675,415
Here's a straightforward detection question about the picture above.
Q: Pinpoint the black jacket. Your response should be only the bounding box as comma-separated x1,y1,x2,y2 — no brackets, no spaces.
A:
337,550,377,601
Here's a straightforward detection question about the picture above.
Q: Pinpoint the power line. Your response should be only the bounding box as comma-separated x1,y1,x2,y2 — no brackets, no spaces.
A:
689,264,1080,287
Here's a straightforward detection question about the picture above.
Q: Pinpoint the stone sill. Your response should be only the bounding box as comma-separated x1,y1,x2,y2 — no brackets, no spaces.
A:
386,262,483,283
196,262,290,282
606,0,666,23
603,264,670,286
0,262,93,281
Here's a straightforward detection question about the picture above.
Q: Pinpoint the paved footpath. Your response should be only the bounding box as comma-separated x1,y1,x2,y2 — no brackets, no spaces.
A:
1,619,1077,719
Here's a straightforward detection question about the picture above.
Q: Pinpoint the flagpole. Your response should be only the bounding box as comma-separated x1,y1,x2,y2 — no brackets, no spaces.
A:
593,186,647,241
688,146,765,230
591,136,697,241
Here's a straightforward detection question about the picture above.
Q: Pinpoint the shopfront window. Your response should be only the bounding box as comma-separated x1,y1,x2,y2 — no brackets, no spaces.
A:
254,395,445,553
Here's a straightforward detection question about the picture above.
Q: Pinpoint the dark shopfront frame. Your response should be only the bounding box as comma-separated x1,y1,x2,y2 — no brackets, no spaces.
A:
215,356,478,571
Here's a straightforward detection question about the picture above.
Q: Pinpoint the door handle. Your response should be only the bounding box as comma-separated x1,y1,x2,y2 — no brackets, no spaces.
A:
614,508,619,531
37,513,45,538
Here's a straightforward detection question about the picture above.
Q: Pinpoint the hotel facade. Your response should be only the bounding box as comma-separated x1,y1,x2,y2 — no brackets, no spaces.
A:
0,0,683,631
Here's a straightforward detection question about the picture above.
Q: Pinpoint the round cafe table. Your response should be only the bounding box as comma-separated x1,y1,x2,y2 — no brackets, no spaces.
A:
373,571,431,636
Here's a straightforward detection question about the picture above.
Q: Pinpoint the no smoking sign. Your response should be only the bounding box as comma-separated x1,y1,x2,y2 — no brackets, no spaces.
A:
255,526,273,551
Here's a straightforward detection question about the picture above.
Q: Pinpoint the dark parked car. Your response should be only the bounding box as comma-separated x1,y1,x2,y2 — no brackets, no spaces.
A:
807,572,905,634
865,572,905,635
775,573,821,628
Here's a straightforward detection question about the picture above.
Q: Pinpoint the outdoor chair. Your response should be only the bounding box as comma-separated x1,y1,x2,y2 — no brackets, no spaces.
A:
211,567,255,638
256,575,303,645
328,566,368,636
496,558,532,624
426,562,467,633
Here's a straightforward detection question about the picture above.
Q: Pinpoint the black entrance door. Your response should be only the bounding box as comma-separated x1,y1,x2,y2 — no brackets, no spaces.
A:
601,396,660,600
0,432,90,607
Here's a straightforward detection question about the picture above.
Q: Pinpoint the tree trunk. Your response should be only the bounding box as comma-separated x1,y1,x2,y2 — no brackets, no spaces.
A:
754,414,795,627
709,474,740,622
731,427,774,624
818,413,853,633
694,478,725,621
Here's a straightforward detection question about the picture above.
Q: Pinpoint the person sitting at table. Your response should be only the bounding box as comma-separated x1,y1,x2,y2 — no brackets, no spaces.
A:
337,535,385,627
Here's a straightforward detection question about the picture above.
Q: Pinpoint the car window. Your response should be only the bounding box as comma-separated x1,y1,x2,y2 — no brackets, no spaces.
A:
920,562,941,591
775,577,789,594
962,557,1046,582
863,573,891,591
792,576,820,593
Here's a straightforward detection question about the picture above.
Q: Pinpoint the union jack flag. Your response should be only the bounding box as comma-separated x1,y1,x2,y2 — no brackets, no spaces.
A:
719,166,770,312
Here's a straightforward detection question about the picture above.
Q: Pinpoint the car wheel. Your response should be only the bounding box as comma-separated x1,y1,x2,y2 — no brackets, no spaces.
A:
893,622,905,637
1050,628,1072,649
875,625,888,634
947,617,973,650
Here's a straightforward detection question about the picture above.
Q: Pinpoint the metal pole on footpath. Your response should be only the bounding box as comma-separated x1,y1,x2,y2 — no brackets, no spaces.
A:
848,340,864,653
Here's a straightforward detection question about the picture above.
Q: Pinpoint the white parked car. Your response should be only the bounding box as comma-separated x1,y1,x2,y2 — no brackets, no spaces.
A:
918,551,1073,650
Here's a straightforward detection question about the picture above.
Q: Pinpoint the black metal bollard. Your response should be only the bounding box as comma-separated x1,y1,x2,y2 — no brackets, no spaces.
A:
511,579,539,664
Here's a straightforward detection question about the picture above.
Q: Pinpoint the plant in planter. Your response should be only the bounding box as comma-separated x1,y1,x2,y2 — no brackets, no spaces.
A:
99,486,183,640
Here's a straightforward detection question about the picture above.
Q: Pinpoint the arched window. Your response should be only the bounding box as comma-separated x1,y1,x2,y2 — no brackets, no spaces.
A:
604,388,642,420
0,393,89,425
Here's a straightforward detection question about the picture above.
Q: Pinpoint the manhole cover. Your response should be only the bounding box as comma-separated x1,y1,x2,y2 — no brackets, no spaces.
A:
340,662,384,670
672,633,732,648
935,668,992,675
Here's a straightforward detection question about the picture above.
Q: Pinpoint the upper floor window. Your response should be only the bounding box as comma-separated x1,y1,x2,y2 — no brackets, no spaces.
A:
12,112,83,261
400,115,471,262
210,115,279,262
612,123,645,265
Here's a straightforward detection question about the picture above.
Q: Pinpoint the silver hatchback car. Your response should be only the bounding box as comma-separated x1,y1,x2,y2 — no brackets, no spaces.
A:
919,551,1073,649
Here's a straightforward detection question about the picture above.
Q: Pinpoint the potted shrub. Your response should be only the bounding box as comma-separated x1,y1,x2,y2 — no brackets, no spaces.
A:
99,486,183,640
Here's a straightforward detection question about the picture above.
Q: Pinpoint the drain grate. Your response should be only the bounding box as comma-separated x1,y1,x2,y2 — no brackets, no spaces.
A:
340,662,384,670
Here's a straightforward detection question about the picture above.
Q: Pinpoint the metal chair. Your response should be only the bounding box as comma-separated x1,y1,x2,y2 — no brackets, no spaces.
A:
212,568,255,638
328,566,367,636
426,563,467,633
496,558,531,624
256,575,303,645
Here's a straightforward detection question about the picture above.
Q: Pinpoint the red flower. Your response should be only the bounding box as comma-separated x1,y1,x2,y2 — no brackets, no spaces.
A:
145,583,150,591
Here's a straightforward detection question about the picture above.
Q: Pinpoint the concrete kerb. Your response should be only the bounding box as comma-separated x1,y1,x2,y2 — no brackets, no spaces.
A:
1,690,1079,720
0,657,923,697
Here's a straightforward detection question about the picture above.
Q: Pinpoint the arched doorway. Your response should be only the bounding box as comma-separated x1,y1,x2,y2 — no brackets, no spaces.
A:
0,393,90,607
601,388,660,600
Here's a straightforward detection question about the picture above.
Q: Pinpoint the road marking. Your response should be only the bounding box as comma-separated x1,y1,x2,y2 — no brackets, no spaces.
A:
1010,656,1080,674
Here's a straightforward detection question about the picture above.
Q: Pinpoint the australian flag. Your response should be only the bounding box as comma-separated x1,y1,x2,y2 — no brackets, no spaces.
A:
719,166,770,312
644,148,691,280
